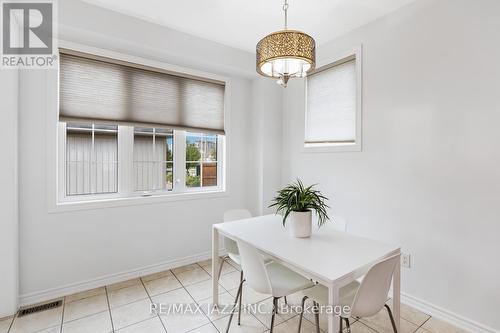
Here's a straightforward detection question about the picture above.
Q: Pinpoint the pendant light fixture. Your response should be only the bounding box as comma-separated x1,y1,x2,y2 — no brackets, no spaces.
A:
256,0,316,87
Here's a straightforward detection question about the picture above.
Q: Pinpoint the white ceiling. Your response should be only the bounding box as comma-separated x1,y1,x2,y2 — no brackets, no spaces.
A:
81,0,417,52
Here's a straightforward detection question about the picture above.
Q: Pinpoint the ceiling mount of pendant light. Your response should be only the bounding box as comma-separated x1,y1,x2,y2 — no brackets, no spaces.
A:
256,0,316,87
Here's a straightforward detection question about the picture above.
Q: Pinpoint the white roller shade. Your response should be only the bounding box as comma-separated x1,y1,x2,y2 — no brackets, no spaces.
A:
306,58,356,143
59,52,225,134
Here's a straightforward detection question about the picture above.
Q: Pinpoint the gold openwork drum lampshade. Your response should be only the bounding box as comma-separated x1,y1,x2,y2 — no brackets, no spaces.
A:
256,30,315,80
256,1,316,87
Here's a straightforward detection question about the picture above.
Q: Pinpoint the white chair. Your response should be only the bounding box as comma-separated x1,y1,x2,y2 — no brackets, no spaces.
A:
219,209,252,279
219,209,252,325
331,215,347,232
226,240,315,333
298,254,401,333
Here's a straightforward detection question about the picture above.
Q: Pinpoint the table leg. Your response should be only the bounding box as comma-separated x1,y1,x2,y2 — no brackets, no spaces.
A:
212,227,219,307
328,284,340,333
393,254,401,332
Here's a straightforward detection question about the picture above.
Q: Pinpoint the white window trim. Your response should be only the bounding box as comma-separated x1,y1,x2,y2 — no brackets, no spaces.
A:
46,40,231,213
303,45,363,153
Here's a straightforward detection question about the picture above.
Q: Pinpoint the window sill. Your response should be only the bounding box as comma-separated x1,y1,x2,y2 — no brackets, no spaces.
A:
302,142,362,153
49,189,228,213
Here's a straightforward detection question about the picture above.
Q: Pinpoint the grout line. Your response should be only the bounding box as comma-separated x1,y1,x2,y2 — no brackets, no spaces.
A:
140,276,168,333
104,286,116,333
415,316,432,332
170,269,214,332
141,270,174,284
198,262,215,277
64,289,107,305
256,308,300,331
148,286,185,299
385,301,433,331
106,279,143,292
59,296,66,333
198,260,237,278
60,309,110,325
356,320,379,332
236,292,266,329
113,316,159,333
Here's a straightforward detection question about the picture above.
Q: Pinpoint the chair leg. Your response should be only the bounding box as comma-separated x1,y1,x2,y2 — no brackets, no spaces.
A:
297,296,308,333
225,277,244,333
284,296,288,305
339,317,343,333
270,297,278,333
384,304,398,333
237,270,244,325
344,318,351,333
217,255,227,281
313,301,320,333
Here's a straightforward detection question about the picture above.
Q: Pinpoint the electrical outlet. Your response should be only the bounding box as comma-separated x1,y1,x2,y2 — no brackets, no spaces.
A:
401,253,411,268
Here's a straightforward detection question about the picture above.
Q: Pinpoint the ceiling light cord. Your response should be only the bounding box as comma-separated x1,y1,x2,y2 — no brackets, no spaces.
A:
283,0,289,30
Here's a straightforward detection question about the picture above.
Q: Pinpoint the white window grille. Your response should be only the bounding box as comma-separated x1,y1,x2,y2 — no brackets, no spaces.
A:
65,123,118,195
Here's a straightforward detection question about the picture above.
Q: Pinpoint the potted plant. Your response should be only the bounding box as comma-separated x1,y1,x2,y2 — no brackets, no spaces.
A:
269,179,330,238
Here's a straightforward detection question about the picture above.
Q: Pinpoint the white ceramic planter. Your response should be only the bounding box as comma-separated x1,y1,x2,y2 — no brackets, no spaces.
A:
289,210,312,238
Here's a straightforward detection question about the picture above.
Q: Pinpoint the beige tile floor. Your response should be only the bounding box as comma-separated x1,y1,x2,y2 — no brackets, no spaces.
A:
0,259,470,333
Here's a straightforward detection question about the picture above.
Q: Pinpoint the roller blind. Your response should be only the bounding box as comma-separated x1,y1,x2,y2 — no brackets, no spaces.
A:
59,51,226,134
306,58,356,143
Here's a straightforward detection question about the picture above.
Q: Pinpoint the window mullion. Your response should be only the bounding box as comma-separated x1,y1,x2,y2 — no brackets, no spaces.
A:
118,125,134,196
217,135,224,189
174,130,186,193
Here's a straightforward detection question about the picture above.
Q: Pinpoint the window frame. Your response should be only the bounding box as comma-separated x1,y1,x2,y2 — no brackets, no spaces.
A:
303,45,363,153
57,122,226,204
64,122,119,196
132,127,175,193
183,131,221,191
48,41,230,213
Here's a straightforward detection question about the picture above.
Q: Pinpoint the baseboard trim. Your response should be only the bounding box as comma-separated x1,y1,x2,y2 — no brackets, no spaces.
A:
401,292,499,333
19,249,226,307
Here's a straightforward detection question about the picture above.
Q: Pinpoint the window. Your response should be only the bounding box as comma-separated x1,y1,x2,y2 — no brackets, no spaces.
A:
185,133,218,188
133,128,174,192
57,50,226,204
65,123,118,195
59,123,224,202
305,49,362,151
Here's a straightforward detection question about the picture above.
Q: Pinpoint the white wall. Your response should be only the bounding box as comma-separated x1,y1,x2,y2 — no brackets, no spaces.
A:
282,0,500,331
0,13,20,317
0,68,19,317
18,0,259,303
250,78,284,214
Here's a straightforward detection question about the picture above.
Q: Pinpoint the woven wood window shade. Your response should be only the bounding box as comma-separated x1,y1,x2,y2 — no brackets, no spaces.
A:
59,51,225,134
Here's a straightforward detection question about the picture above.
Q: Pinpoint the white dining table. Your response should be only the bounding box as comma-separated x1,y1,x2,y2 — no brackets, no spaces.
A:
212,214,401,333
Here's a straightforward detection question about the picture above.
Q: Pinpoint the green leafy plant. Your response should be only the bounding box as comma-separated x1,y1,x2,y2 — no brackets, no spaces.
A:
186,174,200,187
269,179,330,227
